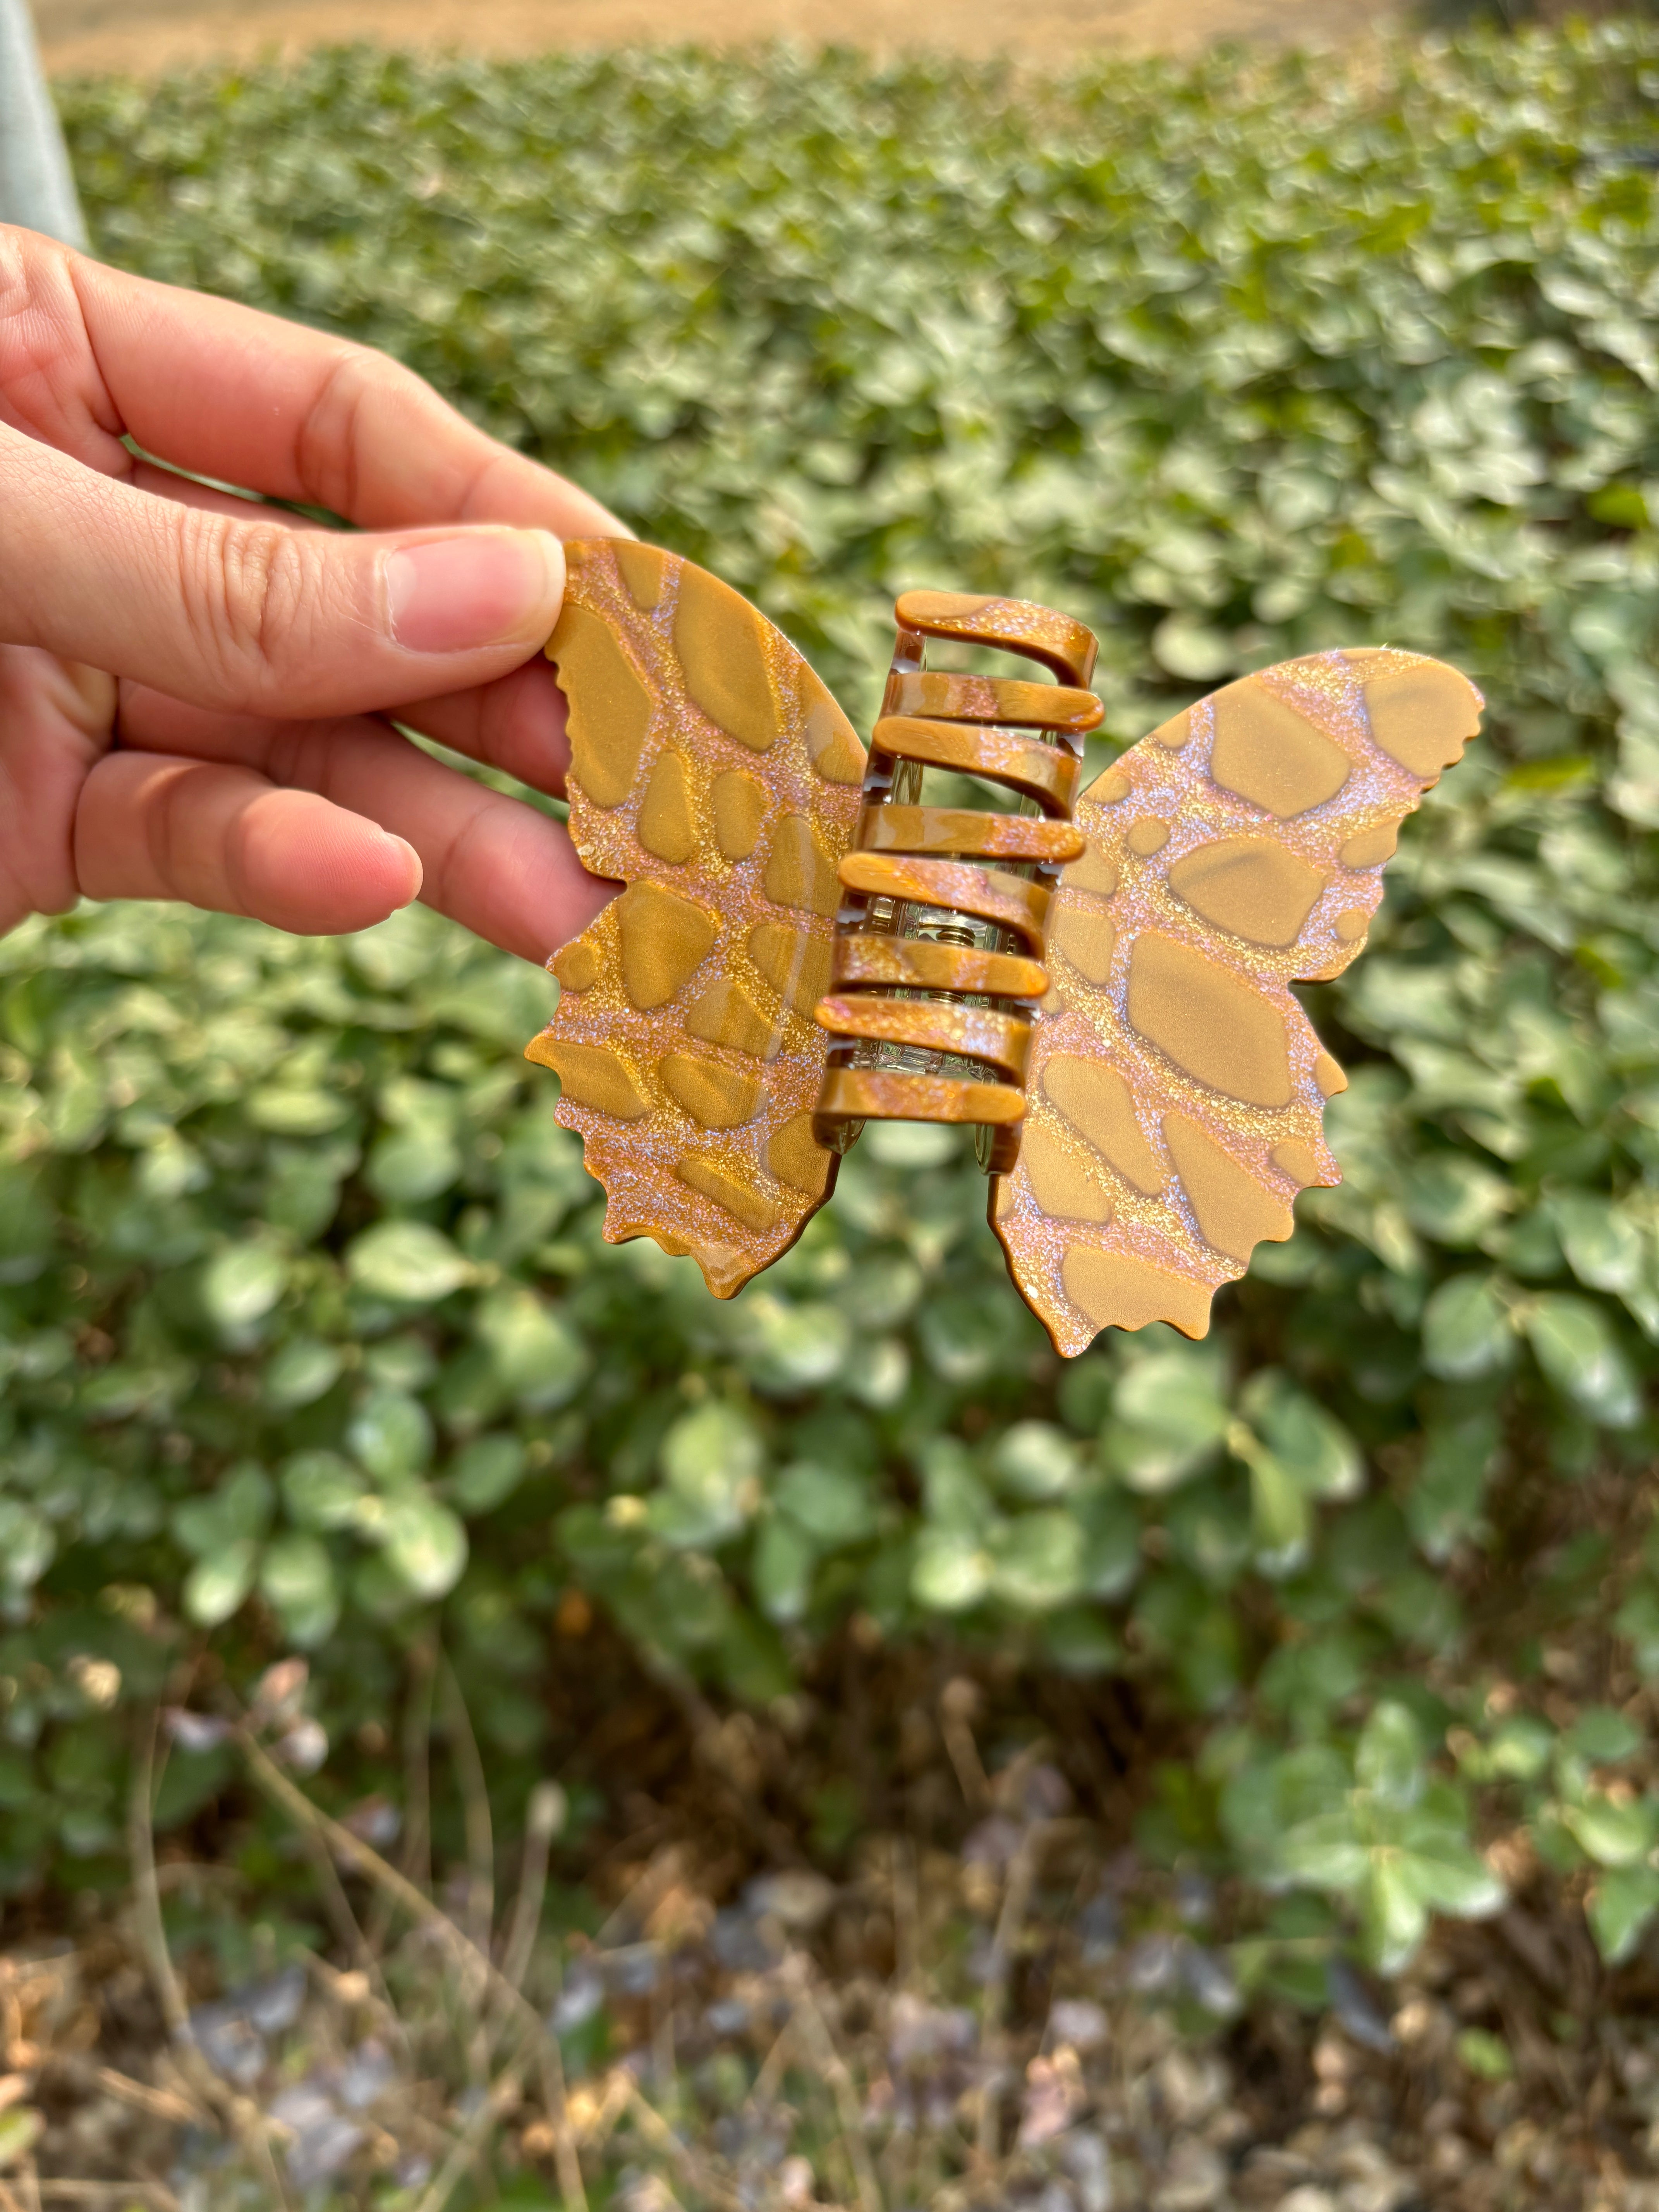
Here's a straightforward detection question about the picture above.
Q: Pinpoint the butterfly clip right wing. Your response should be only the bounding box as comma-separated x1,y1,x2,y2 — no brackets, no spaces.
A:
992,649,1483,1355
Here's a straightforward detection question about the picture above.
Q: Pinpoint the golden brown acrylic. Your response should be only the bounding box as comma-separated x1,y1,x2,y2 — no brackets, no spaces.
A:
812,591,1103,1178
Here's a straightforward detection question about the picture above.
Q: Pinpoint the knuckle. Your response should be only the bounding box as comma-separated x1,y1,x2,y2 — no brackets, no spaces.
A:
294,345,426,516
181,512,310,704
0,228,83,423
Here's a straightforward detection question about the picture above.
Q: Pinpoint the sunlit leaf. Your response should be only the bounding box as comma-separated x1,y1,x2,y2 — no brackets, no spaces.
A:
1523,1295,1643,1427
379,1492,468,1601
259,1534,340,1648
1588,1865,1659,1965
1563,1792,1656,1869
200,1239,287,1335
184,1539,259,1628
346,1221,475,1304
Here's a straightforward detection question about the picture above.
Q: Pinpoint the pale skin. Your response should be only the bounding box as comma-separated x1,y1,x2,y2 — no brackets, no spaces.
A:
0,222,627,963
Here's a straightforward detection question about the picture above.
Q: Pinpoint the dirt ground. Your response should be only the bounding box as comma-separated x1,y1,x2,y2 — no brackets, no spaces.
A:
35,0,1403,78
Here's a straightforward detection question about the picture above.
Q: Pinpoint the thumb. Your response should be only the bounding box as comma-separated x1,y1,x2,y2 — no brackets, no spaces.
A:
0,422,568,717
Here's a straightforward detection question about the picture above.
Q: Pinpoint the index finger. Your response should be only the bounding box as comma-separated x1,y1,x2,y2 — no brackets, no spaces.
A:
4,225,627,538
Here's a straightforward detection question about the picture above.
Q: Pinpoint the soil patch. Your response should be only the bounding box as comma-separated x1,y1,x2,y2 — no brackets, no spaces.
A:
37,0,1403,77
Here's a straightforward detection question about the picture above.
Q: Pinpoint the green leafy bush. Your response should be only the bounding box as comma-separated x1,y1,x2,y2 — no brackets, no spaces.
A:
12,22,1659,1973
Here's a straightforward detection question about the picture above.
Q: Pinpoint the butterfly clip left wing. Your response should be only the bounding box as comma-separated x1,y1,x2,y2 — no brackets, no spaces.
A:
525,539,867,1297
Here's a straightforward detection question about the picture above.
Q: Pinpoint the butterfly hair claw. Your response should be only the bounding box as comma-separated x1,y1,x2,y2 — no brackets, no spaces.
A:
527,539,1482,1354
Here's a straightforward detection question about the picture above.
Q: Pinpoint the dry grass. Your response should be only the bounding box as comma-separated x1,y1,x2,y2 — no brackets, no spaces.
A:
4,1661,1659,2210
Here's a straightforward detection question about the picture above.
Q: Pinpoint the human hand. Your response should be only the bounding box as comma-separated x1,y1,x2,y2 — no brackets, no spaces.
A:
0,223,627,962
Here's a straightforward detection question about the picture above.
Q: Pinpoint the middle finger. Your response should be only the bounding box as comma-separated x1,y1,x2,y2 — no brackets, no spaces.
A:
116,684,610,964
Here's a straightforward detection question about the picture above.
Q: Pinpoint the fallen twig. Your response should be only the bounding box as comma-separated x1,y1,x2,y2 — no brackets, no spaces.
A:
500,1779,564,1998
975,1819,1048,2167
125,1708,297,2212
535,2029,590,2212
36,2187,179,2209
410,2032,533,2212
234,1726,563,2076
89,2066,204,2128
438,1653,495,1970
783,1961,883,2212
623,2080,747,2212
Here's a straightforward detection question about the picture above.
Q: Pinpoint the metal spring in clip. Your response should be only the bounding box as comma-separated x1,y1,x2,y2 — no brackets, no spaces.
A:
812,590,1103,1177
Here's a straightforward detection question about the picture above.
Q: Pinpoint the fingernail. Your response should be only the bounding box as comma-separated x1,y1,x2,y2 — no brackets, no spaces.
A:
385,530,564,656
379,832,424,903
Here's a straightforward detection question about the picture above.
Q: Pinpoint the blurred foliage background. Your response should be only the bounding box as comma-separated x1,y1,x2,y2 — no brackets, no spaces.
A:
7,18,1659,2003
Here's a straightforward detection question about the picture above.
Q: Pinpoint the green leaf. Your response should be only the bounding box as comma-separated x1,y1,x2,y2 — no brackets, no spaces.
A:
1078,1489,1142,1599
0,2106,43,2172
990,1509,1084,1612
911,1528,992,1613
1588,1865,1659,1965
754,1515,816,1625
367,1123,463,1204
1523,1295,1642,1427
349,1389,435,1484
264,1338,345,1410
281,1450,368,1533
443,1436,527,1515
1245,1446,1310,1577
1563,1792,1656,1869
0,1501,53,1594
1241,1373,1364,1503
918,1439,992,1536
201,1238,288,1335
656,1401,764,1546
1356,1701,1424,1807
1362,1856,1429,1975
1455,2028,1514,2081
1104,1348,1231,1492
184,1539,259,1628
991,1420,1082,1500
1392,1817,1506,1918
346,1221,475,1304
1406,1412,1500,1563
1616,1586,1659,1680
1566,1707,1642,1765
1275,1811,1370,1893
916,1291,1010,1385
259,1534,340,1648
1549,1193,1646,1297
379,1492,468,1601
1152,611,1235,681
1479,1716,1554,1782
1041,1604,1120,1677
1401,1156,1513,1248
474,1285,589,1408
773,1461,875,1545
1420,1274,1515,1381
173,1462,273,1556
248,1086,354,1136
735,1295,852,1393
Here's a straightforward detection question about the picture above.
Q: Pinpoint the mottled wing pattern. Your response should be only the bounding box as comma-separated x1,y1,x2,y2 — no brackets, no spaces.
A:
991,647,1483,1356
525,539,866,1298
